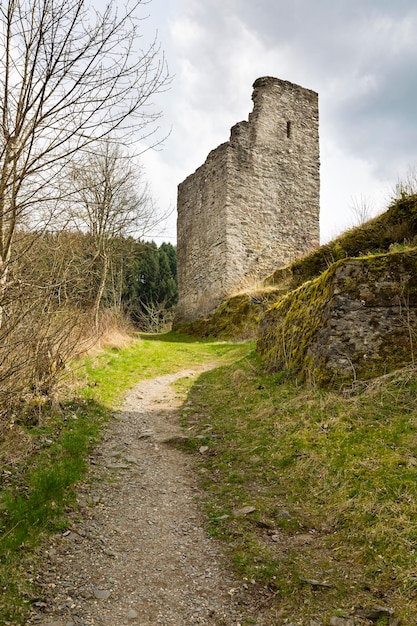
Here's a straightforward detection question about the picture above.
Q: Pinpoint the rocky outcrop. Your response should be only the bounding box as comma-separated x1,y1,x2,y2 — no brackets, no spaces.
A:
258,250,417,386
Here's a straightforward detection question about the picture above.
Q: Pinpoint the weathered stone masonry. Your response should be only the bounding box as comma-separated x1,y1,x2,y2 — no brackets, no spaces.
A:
175,76,320,323
258,251,417,386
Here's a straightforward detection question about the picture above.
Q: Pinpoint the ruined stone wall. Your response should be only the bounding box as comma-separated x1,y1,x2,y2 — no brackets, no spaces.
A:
258,252,417,386
307,255,417,383
176,76,320,323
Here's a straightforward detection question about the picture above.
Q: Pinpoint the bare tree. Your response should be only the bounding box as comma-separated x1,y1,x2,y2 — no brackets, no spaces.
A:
134,299,175,333
392,166,417,201
68,141,162,322
349,194,374,227
0,0,170,323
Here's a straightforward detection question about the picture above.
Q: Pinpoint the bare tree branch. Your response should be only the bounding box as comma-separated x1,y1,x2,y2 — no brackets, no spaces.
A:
68,140,164,322
0,0,170,323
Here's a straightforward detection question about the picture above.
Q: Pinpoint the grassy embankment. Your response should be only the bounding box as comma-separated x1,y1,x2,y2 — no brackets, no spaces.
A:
181,351,417,625
0,332,250,624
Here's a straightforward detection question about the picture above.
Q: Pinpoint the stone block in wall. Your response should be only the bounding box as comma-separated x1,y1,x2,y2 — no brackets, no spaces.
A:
257,250,417,387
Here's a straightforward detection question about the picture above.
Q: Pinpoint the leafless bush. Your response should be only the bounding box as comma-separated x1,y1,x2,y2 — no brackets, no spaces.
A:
86,308,136,353
349,195,375,226
0,231,101,429
391,166,417,200
134,300,175,333
0,294,91,429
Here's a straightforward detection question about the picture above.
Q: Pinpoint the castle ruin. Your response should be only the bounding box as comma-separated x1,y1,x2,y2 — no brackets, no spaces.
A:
175,76,320,323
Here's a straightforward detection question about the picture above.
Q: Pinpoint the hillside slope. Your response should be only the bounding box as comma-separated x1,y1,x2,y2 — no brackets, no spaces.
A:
178,195,417,386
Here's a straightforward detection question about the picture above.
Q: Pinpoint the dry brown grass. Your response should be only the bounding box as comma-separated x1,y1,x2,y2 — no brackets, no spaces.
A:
230,272,284,297
0,423,34,472
0,308,136,493
83,309,136,356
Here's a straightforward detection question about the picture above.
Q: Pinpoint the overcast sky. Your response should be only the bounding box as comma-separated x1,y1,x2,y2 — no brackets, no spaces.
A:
136,0,417,243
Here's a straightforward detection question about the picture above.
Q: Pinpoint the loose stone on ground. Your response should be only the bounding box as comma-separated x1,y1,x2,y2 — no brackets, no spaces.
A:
25,366,389,626
27,367,248,626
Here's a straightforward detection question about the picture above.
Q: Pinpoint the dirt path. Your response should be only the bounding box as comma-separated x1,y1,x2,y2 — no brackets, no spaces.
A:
28,366,250,626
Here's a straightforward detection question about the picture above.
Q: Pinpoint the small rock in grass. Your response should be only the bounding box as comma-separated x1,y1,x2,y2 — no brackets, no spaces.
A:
330,617,355,626
300,577,332,588
365,605,395,622
233,505,256,516
161,435,190,444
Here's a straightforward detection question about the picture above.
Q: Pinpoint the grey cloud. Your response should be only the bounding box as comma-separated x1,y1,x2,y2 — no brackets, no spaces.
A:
335,62,417,176
238,0,417,177
163,0,417,240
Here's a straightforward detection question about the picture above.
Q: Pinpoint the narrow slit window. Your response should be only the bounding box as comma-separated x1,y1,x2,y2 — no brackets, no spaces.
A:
286,121,292,138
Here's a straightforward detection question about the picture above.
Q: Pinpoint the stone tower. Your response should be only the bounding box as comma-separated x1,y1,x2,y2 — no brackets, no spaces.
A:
175,76,320,323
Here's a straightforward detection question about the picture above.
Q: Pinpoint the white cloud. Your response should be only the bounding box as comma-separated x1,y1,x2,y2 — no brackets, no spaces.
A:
320,138,389,242
140,0,417,245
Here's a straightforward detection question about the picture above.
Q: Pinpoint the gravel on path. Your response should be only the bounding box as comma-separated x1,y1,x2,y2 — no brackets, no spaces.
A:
27,367,253,626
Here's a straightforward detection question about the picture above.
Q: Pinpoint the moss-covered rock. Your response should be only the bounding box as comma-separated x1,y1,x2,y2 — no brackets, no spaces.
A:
258,249,417,387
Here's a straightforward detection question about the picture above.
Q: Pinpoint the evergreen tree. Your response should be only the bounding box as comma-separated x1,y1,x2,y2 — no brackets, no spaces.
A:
121,241,177,327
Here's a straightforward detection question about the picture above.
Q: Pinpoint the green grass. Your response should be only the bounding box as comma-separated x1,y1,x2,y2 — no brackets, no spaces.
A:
77,331,251,407
0,399,107,623
0,331,251,623
182,351,417,623
5,330,415,623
